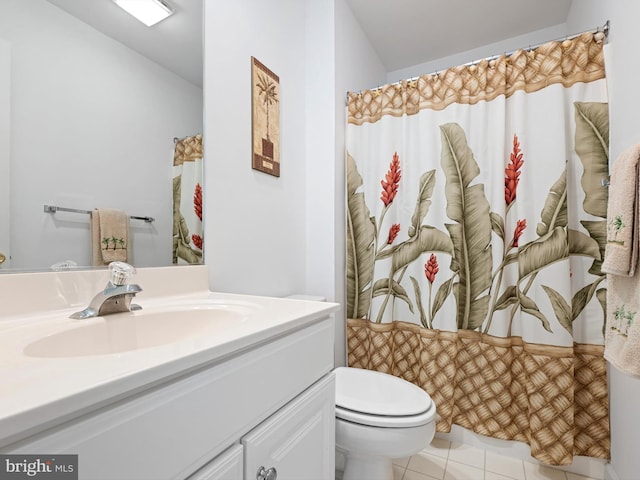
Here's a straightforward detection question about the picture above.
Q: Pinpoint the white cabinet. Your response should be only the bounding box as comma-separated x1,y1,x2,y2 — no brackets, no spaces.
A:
243,375,335,480
4,318,335,480
188,375,335,480
188,445,243,480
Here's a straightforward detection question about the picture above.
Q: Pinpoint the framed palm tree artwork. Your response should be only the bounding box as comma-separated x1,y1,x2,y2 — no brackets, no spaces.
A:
251,57,280,177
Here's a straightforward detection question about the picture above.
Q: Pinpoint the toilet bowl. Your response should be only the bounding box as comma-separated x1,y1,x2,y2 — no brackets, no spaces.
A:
335,367,437,480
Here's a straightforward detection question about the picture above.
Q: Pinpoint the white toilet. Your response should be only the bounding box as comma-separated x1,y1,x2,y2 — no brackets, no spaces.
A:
334,367,437,480
283,296,436,480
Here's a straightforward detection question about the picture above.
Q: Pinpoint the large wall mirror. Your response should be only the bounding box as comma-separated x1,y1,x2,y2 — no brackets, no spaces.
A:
0,0,203,272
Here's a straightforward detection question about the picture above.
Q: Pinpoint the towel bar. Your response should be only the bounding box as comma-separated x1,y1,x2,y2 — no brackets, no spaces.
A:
44,205,155,223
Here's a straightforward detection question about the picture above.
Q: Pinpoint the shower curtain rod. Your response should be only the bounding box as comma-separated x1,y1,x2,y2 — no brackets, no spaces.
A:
457,20,610,69
349,20,610,100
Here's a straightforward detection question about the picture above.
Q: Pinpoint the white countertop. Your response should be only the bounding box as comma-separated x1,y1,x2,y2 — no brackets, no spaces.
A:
0,266,339,447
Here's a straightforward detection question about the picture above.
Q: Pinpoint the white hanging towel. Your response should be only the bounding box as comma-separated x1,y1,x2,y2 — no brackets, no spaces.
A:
603,144,640,376
605,275,640,376
601,145,639,276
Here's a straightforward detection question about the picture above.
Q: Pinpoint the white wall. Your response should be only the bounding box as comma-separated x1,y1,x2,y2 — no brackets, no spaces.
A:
565,0,608,35
0,38,9,270
566,2,640,479
305,0,336,304
0,0,202,270
304,0,340,360
202,0,385,365
387,23,568,83
335,0,388,95
203,0,308,296
331,0,387,366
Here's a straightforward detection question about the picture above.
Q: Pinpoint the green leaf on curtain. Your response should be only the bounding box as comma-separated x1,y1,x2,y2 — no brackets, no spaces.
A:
574,102,609,219
440,123,481,222
440,123,493,330
494,285,518,311
410,276,428,328
518,226,569,279
453,282,489,330
503,252,519,267
390,225,453,273
568,228,601,260
372,278,415,314
536,168,567,236
581,220,607,276
346,153,376,319
519,292,552,333
572,279,604,321
432,276,455,320
490,212,505,241
408,170,436,238
375,245,398,260
542,285,573,335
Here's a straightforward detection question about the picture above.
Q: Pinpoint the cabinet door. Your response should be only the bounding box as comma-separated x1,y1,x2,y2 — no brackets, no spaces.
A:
243,374,335,480
187,444,243,480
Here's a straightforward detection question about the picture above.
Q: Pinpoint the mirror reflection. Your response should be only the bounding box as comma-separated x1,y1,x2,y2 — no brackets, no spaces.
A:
0,0,203,272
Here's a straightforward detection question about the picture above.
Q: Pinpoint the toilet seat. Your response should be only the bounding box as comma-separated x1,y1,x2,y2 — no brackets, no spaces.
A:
335,367,437,428
336,403,436,428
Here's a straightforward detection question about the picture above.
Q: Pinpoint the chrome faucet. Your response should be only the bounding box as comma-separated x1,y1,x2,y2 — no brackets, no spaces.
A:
70,262,143,319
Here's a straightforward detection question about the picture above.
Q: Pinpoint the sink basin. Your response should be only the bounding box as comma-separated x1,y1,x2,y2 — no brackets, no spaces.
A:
24,303,254,358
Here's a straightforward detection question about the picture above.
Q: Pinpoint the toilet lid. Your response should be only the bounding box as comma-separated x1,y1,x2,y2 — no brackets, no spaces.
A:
335,367,433,417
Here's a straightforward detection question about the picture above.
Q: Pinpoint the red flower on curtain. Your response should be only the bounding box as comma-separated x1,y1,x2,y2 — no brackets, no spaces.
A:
194,183,203,221
380,152,401,206
512,219,527,247
424,254,439,283
504,134,524,206
387,224,401,244
192,234,203,250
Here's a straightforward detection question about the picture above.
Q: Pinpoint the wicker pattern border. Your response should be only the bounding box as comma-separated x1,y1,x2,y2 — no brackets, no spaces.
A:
347,318,610,466
347,32,605,126
174,133,203,165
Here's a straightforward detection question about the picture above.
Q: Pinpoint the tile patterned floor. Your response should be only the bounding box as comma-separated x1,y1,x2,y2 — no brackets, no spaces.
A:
392,438,602,480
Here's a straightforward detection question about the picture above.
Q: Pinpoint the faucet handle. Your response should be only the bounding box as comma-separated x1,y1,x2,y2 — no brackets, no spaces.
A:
109,261,136,286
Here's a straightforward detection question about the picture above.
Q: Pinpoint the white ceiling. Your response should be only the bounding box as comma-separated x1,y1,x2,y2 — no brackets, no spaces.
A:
45,0,203,88
344,0,573,72
44,0,574,89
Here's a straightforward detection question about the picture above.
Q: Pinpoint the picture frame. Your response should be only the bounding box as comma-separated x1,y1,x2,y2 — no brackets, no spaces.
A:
251,57,280,177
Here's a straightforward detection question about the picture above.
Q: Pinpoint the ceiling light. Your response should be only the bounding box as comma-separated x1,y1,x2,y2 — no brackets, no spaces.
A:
112,0,174,27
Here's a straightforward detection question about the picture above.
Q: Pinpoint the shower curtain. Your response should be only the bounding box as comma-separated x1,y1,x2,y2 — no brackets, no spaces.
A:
346,32,610,465
173,133,203,264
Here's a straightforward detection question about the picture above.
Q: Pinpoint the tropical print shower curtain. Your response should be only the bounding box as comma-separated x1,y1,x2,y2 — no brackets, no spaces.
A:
346,32,610,465
173,133,203,264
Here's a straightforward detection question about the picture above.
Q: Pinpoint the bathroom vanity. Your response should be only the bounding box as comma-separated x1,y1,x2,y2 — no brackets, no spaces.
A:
0,266,339,479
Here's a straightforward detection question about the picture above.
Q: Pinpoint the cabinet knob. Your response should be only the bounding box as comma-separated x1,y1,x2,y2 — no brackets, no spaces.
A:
256,466,277,480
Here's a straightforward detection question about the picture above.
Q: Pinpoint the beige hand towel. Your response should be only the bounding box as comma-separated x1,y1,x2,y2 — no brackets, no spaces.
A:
90,208,130,266
601,144,640,277
605,272,640,377
603,145,640,376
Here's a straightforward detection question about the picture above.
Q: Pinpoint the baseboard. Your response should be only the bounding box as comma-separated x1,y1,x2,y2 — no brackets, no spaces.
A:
605,463,620,480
